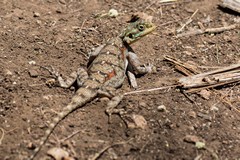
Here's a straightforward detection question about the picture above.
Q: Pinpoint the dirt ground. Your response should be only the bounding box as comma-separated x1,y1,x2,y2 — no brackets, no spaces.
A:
0,0,239,160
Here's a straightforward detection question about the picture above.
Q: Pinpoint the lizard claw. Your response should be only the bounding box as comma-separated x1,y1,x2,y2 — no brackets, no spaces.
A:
40,66,62,87
144,63,156,73
105,95,124,123
41,65,60,78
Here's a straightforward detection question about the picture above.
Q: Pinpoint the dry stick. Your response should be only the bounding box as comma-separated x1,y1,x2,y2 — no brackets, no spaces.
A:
0,128,5,145
79,19,87,33
164,55,199,75
177,9,199,33
60,129,89,142
145,0,178,10
221,96,240,113
185,79,240,93
177,24,240,37
179,63,240,88
215,82,240,113
124,85,178,95
159,19,182,26
144,0,158,10
220,0,240,14
89,139,132,160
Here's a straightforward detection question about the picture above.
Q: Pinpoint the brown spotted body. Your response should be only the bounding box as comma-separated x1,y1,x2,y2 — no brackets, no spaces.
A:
29,15,156,160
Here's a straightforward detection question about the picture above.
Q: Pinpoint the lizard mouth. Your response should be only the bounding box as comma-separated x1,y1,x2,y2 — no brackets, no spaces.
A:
129,23,156,43
141,23,156,36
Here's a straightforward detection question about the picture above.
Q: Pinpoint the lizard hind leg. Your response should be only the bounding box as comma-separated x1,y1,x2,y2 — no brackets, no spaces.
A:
76,67,89,87
105,94,125,123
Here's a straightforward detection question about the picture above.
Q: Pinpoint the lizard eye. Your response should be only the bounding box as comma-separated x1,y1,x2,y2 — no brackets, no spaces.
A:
128,33,133,39
138,25,145,31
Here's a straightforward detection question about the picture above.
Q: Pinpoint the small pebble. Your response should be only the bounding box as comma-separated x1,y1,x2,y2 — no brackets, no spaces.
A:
210,105,219,111
99,97,110,102
199,89,211,100
139,101,147,108
43,95,53,100
195,142,205,149
28,60,36,65
188,111,197,118
59,0,66,4
33,12,40,17
197,113,212,121
184,135,202,143
132,114,148,129
5,69,13,75
27,142,36,150
157,105,166,112
188,126,195,131
108,9,118,18
47,147,74,160
28,69,38,77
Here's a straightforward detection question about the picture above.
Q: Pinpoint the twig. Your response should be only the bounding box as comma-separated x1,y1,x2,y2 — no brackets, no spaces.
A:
60,129,88,142
164,55,200,75
89,139,132,160
124,85,177,95
0,128,5,145
205,146,219,160
205,24,238,33
214,82,240,113
159,19,182,26
145,0,178,10
177,9,199,33
144,0,158,10
79,19,87,33
177,24,239,37
221,96,240,113
185,79,240,93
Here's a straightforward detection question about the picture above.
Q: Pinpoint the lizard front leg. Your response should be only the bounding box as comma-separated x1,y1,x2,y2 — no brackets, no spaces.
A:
87,44,106,67
127,51,153,75
125,51,153,88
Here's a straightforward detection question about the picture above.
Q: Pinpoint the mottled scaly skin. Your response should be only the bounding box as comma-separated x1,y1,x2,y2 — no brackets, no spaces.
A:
29,16,156,160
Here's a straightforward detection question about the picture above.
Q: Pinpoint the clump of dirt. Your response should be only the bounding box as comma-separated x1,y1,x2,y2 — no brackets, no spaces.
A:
0,0,239,160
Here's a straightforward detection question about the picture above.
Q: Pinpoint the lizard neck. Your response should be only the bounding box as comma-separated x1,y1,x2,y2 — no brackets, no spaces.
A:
108,37,129,50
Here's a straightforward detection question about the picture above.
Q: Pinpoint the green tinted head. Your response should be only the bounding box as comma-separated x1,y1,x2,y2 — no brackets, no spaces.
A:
120,16,156,44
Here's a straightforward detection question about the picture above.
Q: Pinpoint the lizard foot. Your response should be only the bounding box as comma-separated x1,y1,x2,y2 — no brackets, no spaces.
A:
105,95,125,123
40,65,79,88
143,63,157,73
40,65,61,78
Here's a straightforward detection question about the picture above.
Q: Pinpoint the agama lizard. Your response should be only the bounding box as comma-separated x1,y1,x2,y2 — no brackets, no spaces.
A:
29,14,156,159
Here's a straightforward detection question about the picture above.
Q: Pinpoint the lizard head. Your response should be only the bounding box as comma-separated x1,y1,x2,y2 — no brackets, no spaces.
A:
120,14,156,44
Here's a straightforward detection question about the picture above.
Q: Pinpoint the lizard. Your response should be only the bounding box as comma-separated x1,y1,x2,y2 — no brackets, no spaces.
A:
29,14,156,160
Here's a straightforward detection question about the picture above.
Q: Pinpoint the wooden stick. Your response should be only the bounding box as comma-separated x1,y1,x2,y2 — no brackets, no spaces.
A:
124,85,177,95
164,55,200,75
178,63,240,92
177,24,239,37
220,0,240,13
179,63,240,86
177,9,198,33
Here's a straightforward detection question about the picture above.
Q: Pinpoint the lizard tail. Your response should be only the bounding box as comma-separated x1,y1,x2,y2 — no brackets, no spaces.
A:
29,87,98,160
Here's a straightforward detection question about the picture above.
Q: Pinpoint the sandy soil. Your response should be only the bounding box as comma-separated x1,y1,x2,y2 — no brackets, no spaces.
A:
0,0,239,160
